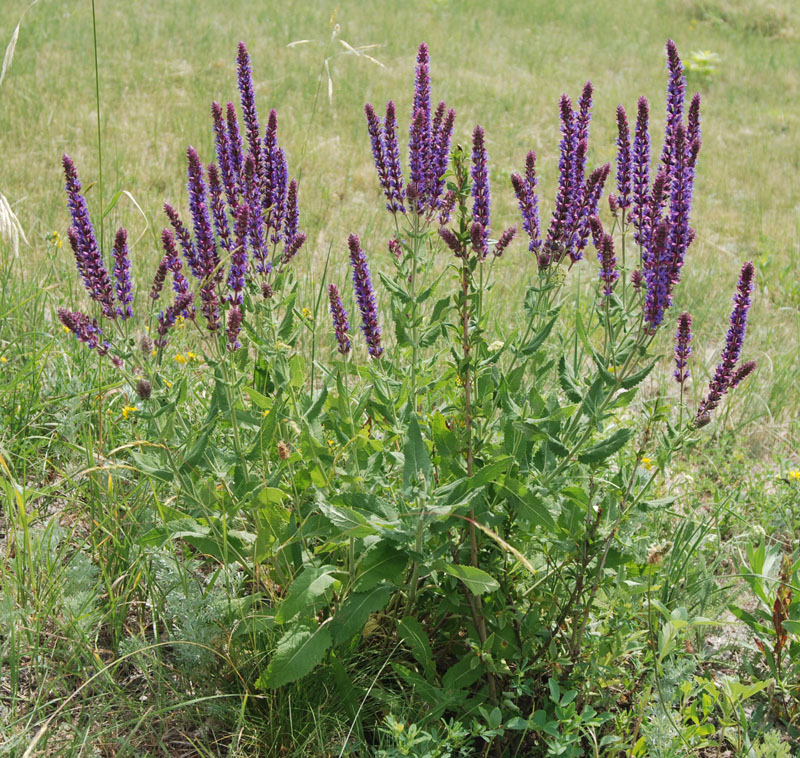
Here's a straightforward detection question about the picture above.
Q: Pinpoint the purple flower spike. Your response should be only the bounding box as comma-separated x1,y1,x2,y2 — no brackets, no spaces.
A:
112,228,133,319
161,229,193,317
155,292,194,349
588,215,604,250
62,155,116,318
575,81,593,182
328,283,351,355
632,97,651,241
282,232,306,266
597,232,618,296
695,262,755,426
438,189,456,225
262,109,278,212
164,202,201,279
439,226,464,257
640,168,669,262
208,163,232,254
365,103,393,211
150,256,168,301
58,307,109,356
665,123,693,290
237,42,261,179
615,105,632,209
674,311,692,385
409,108,428,211
687,93,701,157
211,101,239,210
226,102,244,190
228,204,249,304
511,151,541,254
226,305,243,351
243,153,268,273
348,234,383,359
660,39,686,179
431,105,455,205
383,101,405,213
470,221,485,256
545,95,577,259
471,124,490,256
270,147,288,244
186,147,219,280
730,359,756,389
572,163,611,261
283,179,300,250
410,42,432,200
643,220,671,329
494,226,517,257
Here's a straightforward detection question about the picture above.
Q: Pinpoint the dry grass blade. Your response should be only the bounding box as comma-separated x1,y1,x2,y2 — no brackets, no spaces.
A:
0,0,39,89
0,191,28,256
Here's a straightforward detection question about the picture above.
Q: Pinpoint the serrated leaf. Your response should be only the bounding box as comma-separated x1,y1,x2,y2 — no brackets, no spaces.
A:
275,566,338,624
330,585,393,645
259,624,332,689
577,428,634,464
436,562,499,595
397,617,435,680
403,414,433,491
318,502,376,538
620,358,659,390
558,355,582,403
521,313,558,356
353,542,408,592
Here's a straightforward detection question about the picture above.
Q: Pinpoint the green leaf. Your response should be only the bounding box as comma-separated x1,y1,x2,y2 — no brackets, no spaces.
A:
318,501,376,538
403,414,433,491
246,396,281,461
441,655,483,691
503,481,556,530
129,451,173,483
180,421,216,474
620,358,659,390
781,620,800,635
330,585,393,645
275,566,338,624
558,355,582,403
521,314,558,356
577,428,634,464
436,562,499,595
378,272,411,304
354,542,408,592
259,623,332,689
397,616,436,680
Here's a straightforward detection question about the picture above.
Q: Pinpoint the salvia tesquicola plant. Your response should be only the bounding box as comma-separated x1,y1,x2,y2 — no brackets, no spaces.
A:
55,38,759,742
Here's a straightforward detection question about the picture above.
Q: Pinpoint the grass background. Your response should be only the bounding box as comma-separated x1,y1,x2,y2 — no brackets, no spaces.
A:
0,0,799,754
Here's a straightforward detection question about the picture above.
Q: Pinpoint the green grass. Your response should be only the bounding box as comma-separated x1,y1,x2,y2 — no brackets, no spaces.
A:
1,0,800,755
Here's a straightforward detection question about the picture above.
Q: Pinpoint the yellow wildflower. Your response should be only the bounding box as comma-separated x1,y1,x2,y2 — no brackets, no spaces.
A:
0,357,6,363
62,324,71,333
641,456,654,471
301,307,312,320
174,354,187,364
122,405,138,420
788,470,800,482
